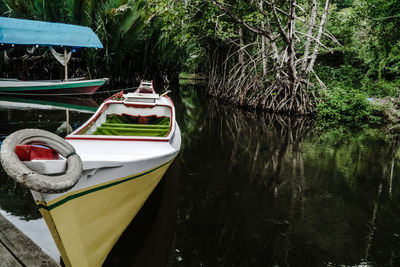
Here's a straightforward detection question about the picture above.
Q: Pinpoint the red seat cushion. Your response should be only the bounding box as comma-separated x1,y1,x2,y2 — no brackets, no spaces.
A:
15,145,59,161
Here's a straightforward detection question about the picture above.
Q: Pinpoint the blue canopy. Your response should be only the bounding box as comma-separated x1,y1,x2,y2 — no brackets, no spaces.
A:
0,16,103,49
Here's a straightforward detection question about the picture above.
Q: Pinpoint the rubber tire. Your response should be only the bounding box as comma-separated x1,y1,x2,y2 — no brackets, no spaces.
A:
0,129,82,193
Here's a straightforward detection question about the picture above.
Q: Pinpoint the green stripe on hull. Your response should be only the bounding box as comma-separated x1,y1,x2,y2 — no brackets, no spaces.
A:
0,80,105,92
36,159,173,211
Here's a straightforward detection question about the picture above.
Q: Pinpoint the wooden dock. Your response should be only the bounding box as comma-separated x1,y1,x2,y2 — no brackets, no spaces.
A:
0,213,60,267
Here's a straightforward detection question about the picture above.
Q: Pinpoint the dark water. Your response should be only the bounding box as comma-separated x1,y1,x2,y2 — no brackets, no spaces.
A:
0,85,400,266
171,85,400,267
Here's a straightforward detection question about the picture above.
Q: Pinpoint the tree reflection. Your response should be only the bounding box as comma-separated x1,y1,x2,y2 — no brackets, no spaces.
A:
173,86,400,266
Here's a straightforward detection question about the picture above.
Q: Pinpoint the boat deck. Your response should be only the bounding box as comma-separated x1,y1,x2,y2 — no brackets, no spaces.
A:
0,213,60,266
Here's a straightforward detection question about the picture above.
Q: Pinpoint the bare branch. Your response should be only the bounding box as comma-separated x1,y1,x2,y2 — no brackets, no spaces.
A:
295,16,306,23
287,0,298,82
294,3,305,13
208,0,274,41
270,0,290,44
253,0,280,60
312,71,326,91
306,0,330,73
301,0,317,71
205,0,334,114
323,30,342,46
273,6,289,17
295,30,333,52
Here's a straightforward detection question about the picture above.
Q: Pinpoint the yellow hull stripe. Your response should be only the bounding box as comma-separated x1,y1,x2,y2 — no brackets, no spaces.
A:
36,160,173,267
36,159,173,211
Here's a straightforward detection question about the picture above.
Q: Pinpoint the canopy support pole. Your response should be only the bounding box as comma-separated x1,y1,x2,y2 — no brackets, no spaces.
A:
64,48,68,81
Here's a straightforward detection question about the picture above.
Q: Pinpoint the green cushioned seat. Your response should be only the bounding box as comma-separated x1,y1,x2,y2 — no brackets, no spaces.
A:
106,114,170,125
155,117,170,125
92,114,171,137
93,126,169,136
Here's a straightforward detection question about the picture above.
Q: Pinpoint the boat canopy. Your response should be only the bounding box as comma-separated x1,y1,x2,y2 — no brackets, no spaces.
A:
0,16,103,49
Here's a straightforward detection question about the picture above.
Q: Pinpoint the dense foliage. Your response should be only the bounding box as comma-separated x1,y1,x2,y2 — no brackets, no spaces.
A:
317,87,383,126
316,0,400,124
0,0,185,87
153,0,337,114
1,0,399,123
153,0,400,123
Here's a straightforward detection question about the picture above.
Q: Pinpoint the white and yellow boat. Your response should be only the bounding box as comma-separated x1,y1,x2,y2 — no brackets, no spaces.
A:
0,81,181,267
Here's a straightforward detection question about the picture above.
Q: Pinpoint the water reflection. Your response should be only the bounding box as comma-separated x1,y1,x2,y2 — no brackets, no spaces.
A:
0,88,399,266
0,95,95,137
172,85,400,266
0,169,40,220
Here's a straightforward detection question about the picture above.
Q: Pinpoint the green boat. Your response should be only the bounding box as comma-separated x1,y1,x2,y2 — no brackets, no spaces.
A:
0,78,108,96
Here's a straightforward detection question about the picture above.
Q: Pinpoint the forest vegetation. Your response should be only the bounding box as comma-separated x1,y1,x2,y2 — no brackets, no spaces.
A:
0,0,399,125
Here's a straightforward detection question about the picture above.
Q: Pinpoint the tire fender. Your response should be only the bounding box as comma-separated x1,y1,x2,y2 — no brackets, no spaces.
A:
0,129,82,193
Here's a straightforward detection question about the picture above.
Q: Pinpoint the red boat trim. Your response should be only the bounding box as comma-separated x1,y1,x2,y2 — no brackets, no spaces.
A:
124,103,155,108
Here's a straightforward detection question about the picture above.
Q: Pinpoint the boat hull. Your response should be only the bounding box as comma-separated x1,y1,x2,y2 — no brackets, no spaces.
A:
0,78,108,96
29,123,181,267
13,89,181,267
33,156,176,267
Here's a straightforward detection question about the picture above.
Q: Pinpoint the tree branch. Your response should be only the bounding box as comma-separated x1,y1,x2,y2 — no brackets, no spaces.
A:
306,0,330,73
301,0,317,71
296,30,333,52
270,0,290,44
208,0,274,41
